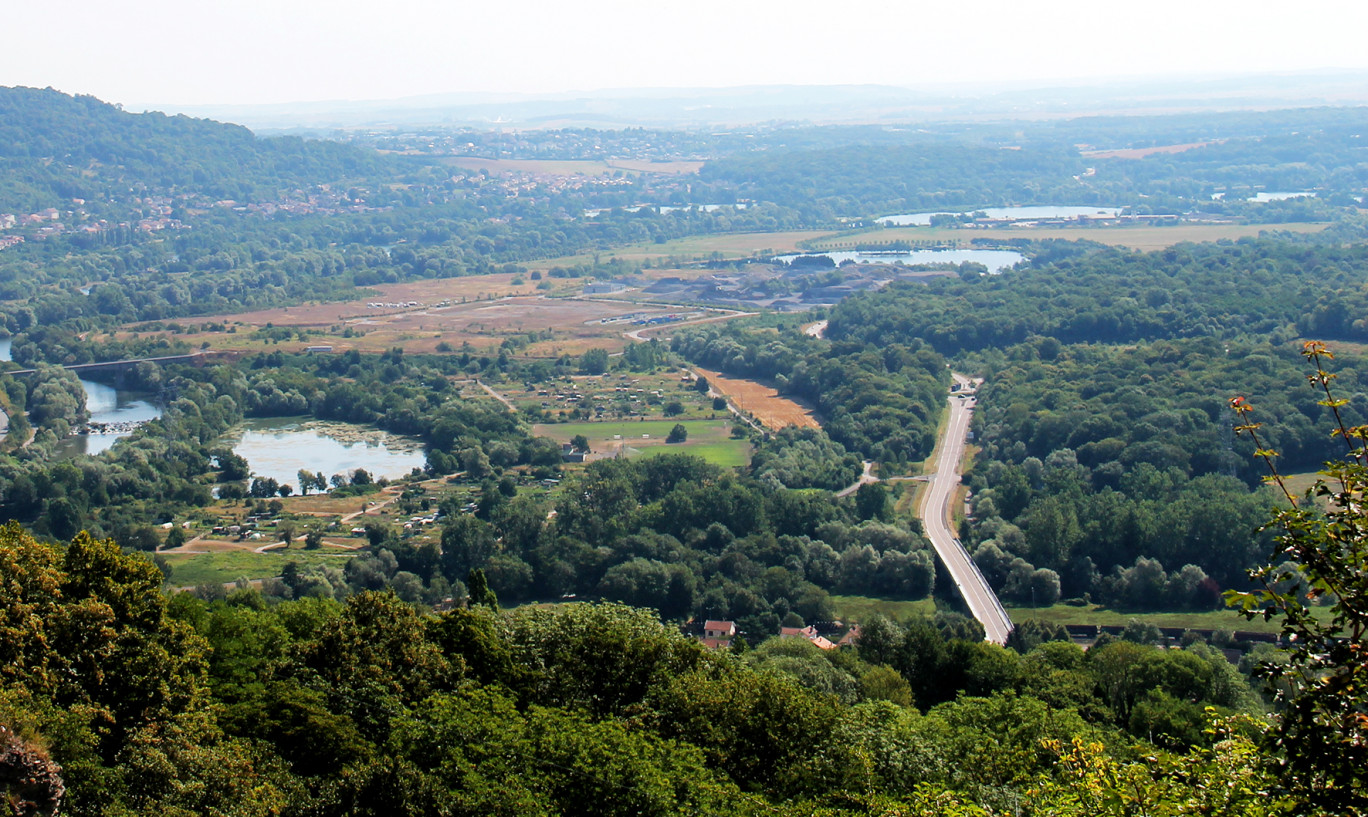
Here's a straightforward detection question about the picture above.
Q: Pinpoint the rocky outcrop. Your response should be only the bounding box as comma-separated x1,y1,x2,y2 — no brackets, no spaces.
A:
0,724,63,817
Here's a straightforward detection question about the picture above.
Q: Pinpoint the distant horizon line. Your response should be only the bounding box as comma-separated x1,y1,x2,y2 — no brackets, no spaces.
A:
84,66,1368,113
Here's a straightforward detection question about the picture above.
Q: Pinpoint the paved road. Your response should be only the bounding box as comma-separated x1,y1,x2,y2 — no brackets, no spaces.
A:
917,376,1014,644
836,460,877,497
622,307,756,341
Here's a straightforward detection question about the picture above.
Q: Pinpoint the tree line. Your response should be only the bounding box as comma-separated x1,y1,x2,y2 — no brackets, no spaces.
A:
0,522,1297,816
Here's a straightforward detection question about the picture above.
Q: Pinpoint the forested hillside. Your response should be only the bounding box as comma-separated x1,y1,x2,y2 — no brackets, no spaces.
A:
697,142,1089,219
0,87,396,211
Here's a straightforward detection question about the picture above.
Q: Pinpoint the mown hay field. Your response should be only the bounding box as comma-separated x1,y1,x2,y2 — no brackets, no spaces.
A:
696,368,819,430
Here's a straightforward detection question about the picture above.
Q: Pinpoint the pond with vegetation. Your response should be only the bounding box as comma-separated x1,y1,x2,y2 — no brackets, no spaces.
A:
222,417,428,492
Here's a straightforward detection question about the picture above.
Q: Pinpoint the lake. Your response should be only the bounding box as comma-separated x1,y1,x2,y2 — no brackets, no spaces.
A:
878,205,1122,226
223,417,427,491
773,248,1024,274
1249,191,1316,202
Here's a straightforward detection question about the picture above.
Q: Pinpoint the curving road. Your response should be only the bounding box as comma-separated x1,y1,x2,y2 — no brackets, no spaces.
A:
836,460,877,497
917,375,1014,644
621,306,757,342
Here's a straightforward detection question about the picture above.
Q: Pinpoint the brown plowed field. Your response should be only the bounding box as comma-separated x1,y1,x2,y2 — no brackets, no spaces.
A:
1080,141,1218,159
697,368,819,430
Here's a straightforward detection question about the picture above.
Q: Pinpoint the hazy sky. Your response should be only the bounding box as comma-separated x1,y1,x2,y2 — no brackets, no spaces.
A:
6,0,1368,107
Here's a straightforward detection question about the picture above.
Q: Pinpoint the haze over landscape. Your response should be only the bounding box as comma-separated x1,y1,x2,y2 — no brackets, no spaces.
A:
7,0,1368,115
3,1,1368,816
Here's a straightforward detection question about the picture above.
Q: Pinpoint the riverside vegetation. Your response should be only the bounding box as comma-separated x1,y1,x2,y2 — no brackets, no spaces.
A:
1,86,1368,814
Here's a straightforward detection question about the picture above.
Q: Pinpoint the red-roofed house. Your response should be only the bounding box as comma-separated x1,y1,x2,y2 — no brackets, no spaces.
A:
779,625,836,650
700,620,737,649
704,620,737,639
837,625,862,648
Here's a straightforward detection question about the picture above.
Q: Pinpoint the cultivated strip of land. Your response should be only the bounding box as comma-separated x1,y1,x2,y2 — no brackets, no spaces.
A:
691,367,819,430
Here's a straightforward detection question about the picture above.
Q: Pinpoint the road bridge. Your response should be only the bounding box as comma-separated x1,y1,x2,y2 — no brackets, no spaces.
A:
917,375,1014,644
4,350,233,377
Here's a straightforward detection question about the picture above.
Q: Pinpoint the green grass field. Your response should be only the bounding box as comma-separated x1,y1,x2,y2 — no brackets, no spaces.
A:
829,594,937,623
1006,602,1286,634
827,593,1295,635
533,419,751,466
1279,469,1328,497
635,441,750,467
162,549,356,588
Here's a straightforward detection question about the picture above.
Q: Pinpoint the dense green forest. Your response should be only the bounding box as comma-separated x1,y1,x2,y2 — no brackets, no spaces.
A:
826,239,1368,355
779,240,1368,610
3,89,1368,814
0,524,1304,816
697,142,1091,220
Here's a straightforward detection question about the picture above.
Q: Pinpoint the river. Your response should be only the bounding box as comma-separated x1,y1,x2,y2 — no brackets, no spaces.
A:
54,379,162,458
3,340,423,480
0,339,164,456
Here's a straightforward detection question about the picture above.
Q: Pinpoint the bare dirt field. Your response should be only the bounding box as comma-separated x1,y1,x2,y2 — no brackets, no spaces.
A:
696,367,820,430
1080,141,1220,160
141,276,693,356
189,273,547,328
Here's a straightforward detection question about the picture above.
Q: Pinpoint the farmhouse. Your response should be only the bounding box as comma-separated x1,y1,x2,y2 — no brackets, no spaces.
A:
699,619,737,649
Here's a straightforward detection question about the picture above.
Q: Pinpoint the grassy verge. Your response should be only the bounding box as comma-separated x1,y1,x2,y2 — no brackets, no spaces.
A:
891,479,926,517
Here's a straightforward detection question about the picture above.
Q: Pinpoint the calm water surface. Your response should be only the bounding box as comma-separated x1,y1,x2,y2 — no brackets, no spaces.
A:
54,379,161,458
774,248,1024,274
223,418,427,491
1249,191,1316,202
878,205,1122,226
